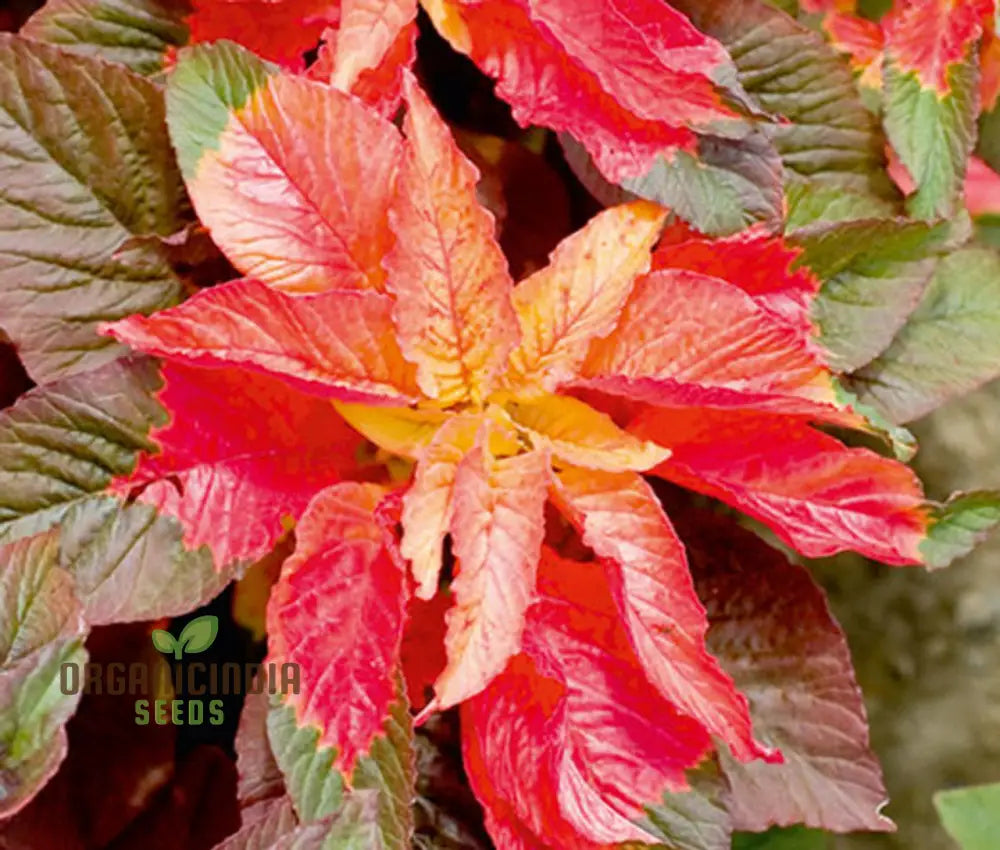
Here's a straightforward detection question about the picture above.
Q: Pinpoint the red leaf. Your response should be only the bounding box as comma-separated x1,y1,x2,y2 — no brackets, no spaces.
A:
631,406,929,565
104,278,420,404
551,467,771,764
266,482,408,775
423,0,746,182
385,75,520,404
462,550,713,848
651,228,820,341
576,268,857,425
431,434,549,709
111,363,365,567
400,592,449,713
185,0,340,69
964,154,1000,216
883,0,990,93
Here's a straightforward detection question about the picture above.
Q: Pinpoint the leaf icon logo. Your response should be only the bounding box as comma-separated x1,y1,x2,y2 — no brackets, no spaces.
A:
152,615,219,660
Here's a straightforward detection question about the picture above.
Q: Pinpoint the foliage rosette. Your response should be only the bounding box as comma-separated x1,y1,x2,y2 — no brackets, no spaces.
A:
73,32,995,848
3,0,1000,847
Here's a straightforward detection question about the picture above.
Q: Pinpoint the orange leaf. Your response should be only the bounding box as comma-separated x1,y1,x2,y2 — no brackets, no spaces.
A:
579,268,843,419
105,278,421,404
385,75,520,404
182,73,401,293
422,0,746,182
506,201,666,393
632,406,930,565
334,0,416,97
432,433,549,709
463,549,715,847
651,228,820,341
333,402,448,458
401,413,482,598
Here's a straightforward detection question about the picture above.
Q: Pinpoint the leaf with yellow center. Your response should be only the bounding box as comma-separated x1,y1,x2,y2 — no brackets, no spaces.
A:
384,73,520,405
505,393,670,472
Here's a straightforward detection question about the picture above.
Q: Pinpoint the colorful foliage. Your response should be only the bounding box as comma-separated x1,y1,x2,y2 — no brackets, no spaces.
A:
2,0,1000,847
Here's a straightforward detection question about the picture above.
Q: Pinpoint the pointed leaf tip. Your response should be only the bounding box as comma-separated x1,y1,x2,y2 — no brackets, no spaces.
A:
386,72,519,404
920,491,1000,569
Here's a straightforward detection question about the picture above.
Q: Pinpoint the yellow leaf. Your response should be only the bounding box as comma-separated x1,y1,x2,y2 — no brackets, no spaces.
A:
334,401,447,458
506,393,669,472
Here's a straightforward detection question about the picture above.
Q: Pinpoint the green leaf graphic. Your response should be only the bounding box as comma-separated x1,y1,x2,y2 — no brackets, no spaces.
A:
151,629,178,655
177,615,219,656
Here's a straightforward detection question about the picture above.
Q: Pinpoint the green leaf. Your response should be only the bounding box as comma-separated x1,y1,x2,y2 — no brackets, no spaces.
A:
0,531,88,818
789,218,943,371
732,826,831,849
976,102,1000,174
784,180,895,229
848,248,1000,422
290,796,388,850
177,614,218,654
560,130,784,236
638,759,732,850
21,0,189,76
0,35,189,383
972,213,1000,249
150,628,176,654
883,60,978,220
267,685,415,849
166,40,277,181
934,782,1000,850
673,0,895,201
267,700,346,823
0,357,232,624
920,492,1000,569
